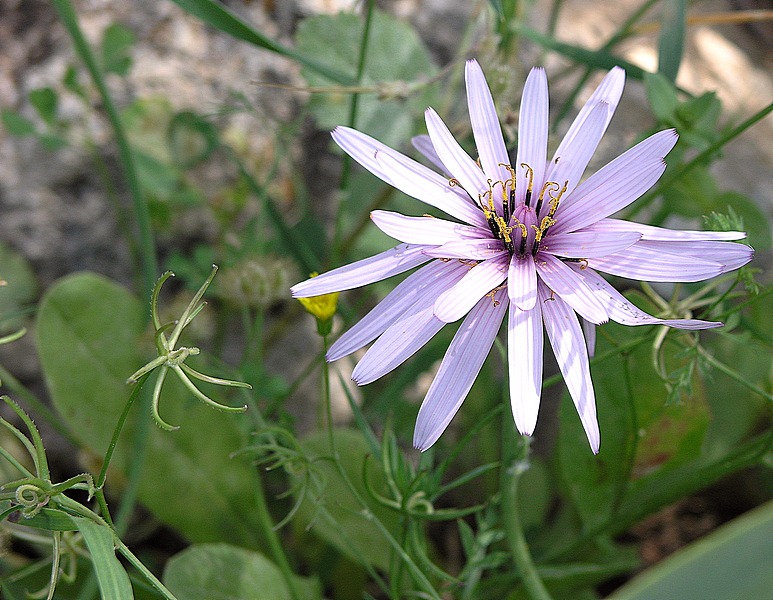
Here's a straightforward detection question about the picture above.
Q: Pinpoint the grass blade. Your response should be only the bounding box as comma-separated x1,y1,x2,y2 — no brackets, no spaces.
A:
169,0,354,85
657,0,687,82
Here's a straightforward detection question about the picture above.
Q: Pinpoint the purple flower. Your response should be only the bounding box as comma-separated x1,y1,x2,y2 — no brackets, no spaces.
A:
292,60,752,453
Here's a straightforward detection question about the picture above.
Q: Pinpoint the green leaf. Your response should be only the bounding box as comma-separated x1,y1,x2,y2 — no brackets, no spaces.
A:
35,273,263,546
28,87,58,124
1,109,37,136
63,64,86,98
163,543,321,600
512,25,646,80
100,23,135,75
295,10,437,148
609,501,773,600
0,241,38,333
715,192,772,251
293,429,402,570
168,0,353,85
73,516,133,600
644,72,679,123
657,0,686,82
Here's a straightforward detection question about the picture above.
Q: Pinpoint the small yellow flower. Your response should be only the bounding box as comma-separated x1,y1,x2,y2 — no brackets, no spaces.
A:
297,273,339,335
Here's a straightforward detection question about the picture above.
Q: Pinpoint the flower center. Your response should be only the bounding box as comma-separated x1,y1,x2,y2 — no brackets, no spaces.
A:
472,163,568,258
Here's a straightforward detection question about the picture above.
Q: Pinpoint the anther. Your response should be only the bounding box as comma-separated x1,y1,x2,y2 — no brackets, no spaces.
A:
535,181,559,216
521,163,535,207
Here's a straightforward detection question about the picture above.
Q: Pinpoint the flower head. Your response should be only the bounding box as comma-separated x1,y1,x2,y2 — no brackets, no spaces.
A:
291,60,753,453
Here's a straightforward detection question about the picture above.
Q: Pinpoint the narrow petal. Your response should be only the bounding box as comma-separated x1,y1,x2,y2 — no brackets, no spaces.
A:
589,244,724,282
425,108,489,201
514,68,549,205
413,288,508,450
434,255,509,322
331,126,398,184
424,239,506,260
508,301,543,436
543,231,641,258
539,283,599,453
574,266,723,329
327,260,468,361
370,210,485,245
376,150,488,227
635,240,753,272
543,101,610,196
291,244,430,297
411,134,449,174
352,308,445,384
553,130,678,234
551,67,625,165
535,253,609,324
582,318,596,357
585,218,747,241
466,59,511,187
508,254,537,309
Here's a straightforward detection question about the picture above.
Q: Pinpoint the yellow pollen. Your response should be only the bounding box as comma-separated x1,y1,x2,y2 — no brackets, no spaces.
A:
537,181,560,205
494,215,513,242
449,178,461,187
532,216,557,242
480,178,507,216
500,163,517,196
547,180,569,216
486,284,507,306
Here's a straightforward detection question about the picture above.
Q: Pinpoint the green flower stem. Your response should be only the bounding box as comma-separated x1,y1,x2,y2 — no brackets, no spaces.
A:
695,346,773,402
51,0,158,298
90,372,151,531
97,374,149,490
228,363,301,600
626,100,773,220
251,470,304,600
321,335,336,453
501,418,553,600
319,337,439,599
332,0,375,264
115,539,178,600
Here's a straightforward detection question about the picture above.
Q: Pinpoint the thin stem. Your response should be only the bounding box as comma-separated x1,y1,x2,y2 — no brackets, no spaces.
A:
55,496,178,599
321,335,335,454
332,0,375,264
114,384,154,535
696,346,773,402
252,471,304,600
50,0,158,298
97,374,149,489
319,337,437,598
553,0,660,127
538,429,772,563
626,100,773,220
502,435,553,600
116,539,178,600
